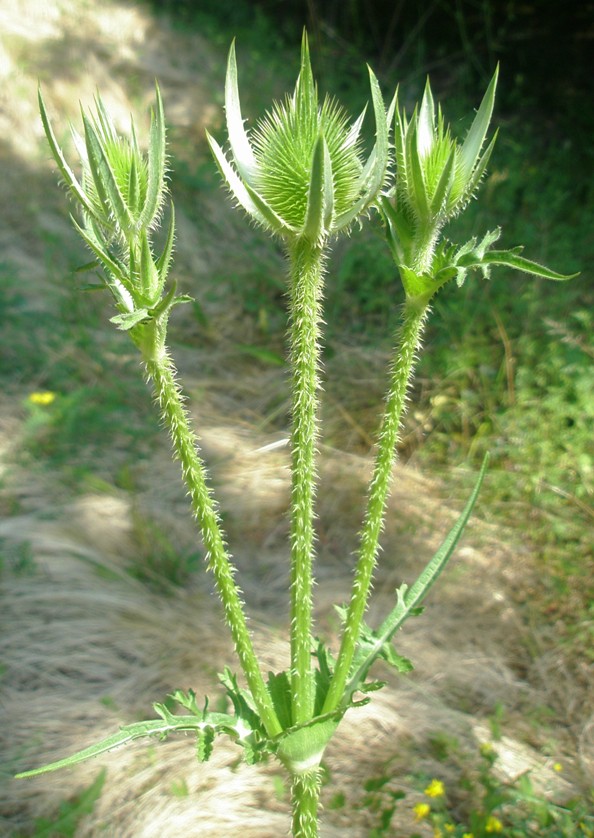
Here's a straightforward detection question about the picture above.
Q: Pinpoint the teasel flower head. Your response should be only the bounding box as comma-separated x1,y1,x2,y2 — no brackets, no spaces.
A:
206,32,390,248
38,86,185,338
378,67,576,300
380,68,499,275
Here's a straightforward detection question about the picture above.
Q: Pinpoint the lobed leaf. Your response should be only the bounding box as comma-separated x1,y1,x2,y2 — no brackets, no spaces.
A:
83,114,134,233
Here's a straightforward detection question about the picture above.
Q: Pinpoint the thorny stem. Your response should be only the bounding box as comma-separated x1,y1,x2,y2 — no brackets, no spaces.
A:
291,769,322,838
323,296,430,714
288,239,325,725
145,345,282,738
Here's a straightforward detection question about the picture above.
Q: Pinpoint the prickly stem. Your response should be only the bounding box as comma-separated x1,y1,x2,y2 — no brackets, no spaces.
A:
145,348,282,738
323,297,430,714
288,239,325,725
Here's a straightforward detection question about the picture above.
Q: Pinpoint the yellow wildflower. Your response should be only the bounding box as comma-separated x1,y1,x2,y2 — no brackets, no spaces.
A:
424,778,445,798
553,762,563,772
444,826,455,833
28,391,56,406
485,815,503,832
462,833,474,838
413,802,431,820
434,830,443,838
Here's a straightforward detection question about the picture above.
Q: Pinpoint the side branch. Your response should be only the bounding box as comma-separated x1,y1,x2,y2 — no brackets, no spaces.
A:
323,298,430,713
145,350,282,738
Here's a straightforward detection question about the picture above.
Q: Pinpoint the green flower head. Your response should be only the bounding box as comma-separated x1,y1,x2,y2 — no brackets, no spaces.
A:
39,86,177,322
207,32,390,246
381,68,498,271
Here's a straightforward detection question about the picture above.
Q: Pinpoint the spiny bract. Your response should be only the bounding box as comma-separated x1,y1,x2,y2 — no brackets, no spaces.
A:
207,32,390,245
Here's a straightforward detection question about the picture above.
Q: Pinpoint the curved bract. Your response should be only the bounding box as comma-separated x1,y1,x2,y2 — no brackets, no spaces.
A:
206,32,390,246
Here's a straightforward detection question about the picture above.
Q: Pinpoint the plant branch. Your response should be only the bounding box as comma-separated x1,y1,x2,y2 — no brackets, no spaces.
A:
323,296,429,713
288,240,325,725
145,344,282,738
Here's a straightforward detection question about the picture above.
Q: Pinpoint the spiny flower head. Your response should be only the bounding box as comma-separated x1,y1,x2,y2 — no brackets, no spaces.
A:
207,32,390,247
39,87,178,323
381,68,499,268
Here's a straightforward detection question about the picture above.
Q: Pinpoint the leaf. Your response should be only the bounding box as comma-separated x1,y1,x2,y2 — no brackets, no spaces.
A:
406,119,430,220
267,670,293,730
206,130,294,236
138,83,167,229
38,88,105,226
303,133,332,242
460,65,498,179
109,309,150,330
15,715,202,778
83,114,134,232
342,454,489,705
417,78,435,159
224,40,258,184
479,250,579,280
33,769,106,837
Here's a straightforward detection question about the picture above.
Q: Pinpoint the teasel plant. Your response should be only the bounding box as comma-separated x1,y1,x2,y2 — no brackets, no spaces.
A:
20,35,576,838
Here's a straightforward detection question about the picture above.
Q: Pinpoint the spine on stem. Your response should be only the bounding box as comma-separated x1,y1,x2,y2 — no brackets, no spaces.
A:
291,769,322,838
288,240,325,725
145,348,282,738
323,297,430,713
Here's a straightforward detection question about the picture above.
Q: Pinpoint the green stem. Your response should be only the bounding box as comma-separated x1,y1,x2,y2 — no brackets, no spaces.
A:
291,769,322,838
145,346,282,738
288,240,324,725
322,296,430,714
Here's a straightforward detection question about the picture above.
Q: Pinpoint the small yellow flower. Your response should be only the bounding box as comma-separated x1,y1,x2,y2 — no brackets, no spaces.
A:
434,830,443,838
28,391,56,406
553,762,563,772
462,833,474,838
445,826,455,833
413,802,431,820
485,815,503,832
424,779,445,798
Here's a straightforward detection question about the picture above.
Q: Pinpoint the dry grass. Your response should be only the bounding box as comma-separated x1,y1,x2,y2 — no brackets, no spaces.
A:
0,1,591,835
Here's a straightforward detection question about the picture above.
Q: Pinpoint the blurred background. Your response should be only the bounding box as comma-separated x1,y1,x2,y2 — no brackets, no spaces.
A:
1,0,592,834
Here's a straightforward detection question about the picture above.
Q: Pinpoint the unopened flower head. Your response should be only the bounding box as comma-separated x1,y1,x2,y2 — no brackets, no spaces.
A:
39,87,177,320
381,67,498,272
207,32,390,246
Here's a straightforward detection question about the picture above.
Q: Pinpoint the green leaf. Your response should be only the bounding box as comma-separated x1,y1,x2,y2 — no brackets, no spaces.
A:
140,229,159,303
295,29,317,122
267,670,293,730
38,88,105,226
334,65,389,231
342,454,489,705
224,41,258,184
138,83,167,229
15,714,205,778
430,146,456,215
479,250,579,280
83,114,134,232
406,119,430,220
460,65,498,179
110,309,150,330
156,202,176,287
207,130,294,235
